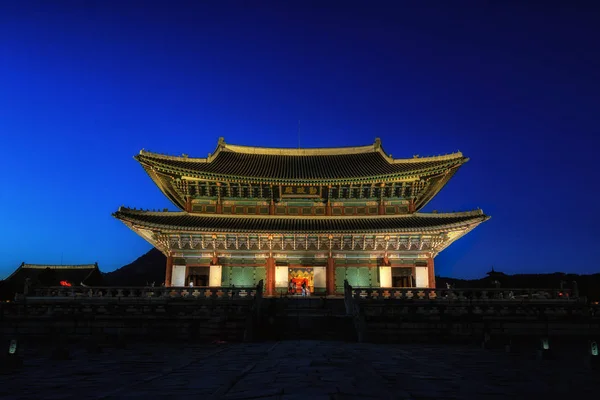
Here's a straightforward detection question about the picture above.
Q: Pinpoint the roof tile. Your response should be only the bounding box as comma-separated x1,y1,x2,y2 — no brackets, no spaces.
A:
114,208,489,234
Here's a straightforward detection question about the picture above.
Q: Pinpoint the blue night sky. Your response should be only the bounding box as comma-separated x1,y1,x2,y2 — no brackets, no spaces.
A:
1,1,598,279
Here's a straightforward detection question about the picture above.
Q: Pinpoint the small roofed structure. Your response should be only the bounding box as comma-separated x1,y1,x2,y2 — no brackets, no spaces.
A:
0,263,103,301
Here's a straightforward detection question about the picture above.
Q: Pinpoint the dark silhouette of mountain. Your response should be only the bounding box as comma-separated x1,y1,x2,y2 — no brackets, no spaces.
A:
103,248,166,286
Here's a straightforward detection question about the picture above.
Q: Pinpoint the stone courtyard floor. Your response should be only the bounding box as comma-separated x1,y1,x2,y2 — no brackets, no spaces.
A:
1,340,599,399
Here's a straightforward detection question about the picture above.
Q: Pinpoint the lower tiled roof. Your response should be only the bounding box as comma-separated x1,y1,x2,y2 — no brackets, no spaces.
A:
114,207,489,233
0,263,103,300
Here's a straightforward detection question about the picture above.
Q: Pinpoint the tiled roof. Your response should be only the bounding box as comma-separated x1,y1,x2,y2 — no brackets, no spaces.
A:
21,264,97,269
136,138,467,182
0,263,103,300
114,207,489,234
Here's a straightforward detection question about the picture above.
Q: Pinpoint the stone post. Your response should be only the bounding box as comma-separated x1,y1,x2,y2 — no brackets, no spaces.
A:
344,280,354,315
588,340,599,370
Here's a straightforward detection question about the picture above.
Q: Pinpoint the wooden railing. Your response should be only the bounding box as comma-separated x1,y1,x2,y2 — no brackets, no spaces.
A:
26,286,259,300
348,287,577,302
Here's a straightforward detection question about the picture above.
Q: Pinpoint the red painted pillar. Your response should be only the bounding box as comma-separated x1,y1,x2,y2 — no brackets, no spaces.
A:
269,200,275,215
379,183,385,214
216,182,222,213
269,185,276,215
266,256,275,296
185,197,192,213
165,255,173,287
326,185,332,216
408,199,416,213
326,256,335,296
427,257,436,289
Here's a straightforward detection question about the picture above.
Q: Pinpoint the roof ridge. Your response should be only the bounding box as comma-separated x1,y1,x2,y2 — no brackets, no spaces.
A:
221,137,378,156
137,137,466,163
21,263,97,269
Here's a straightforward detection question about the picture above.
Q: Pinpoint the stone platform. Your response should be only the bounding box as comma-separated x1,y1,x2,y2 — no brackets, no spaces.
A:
1,340,599,399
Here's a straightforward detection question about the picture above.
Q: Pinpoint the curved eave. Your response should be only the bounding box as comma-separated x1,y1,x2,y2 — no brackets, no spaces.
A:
433,214,491,256
135,153,468,186
113,208,489,235
414,165,462,211
139,163,187,210
136,155,468,212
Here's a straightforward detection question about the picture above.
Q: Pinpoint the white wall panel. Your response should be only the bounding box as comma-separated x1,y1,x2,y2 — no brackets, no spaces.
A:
379,266,392,288
313,267,326,288
415,267,429,288
172,265,186,287
275,266,289,288
209,265,222,287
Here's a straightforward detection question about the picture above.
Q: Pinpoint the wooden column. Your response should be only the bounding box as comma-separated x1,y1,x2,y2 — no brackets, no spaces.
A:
165,255,173,287
269,199,275,215
185,197,192,213
408,199,416,213
266,255,275,296
427,257,436,289
326,256,335,296
269,185,275,215
379,183,385,214
216,183,222,213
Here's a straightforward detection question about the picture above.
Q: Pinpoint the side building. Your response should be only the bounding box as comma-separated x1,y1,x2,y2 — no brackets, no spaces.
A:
114,138,489,295
0,263,103,300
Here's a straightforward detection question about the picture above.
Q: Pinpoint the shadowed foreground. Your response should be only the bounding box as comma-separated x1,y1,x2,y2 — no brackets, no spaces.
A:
1,340,599,399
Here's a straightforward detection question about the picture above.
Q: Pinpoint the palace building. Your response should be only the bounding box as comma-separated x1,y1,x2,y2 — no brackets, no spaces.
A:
113,138,489,295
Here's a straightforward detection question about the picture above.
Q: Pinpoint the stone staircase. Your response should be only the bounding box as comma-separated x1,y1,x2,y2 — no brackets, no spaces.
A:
258,297,356,341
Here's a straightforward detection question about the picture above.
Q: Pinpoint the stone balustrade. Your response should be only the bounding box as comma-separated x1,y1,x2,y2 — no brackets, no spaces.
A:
350,287,577,302
26,286,258,301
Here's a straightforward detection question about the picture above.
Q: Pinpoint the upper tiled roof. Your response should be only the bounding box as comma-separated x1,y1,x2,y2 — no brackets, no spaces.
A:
114,207,489,234
136,138,467,182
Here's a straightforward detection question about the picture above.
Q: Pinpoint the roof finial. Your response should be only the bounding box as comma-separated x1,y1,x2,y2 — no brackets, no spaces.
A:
374,137,381,149
218,137,225,146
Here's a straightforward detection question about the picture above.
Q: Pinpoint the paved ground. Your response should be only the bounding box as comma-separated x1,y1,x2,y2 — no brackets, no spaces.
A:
1,340,599,399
